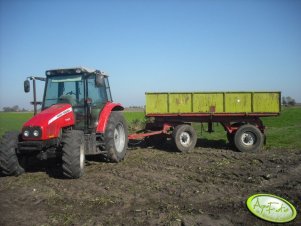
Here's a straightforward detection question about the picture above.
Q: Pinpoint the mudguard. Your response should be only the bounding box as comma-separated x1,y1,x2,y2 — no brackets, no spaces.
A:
96,102,124,133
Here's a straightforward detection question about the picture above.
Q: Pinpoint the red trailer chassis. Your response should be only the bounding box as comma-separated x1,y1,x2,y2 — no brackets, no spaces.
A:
128,112,279,153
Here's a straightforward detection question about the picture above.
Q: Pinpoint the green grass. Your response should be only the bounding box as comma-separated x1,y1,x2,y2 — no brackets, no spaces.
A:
0,112,33,135
262,107,301,149
123,112,145,123
1,108,300,149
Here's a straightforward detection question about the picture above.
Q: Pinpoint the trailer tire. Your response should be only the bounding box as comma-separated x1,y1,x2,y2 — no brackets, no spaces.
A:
0,131,24,176
105,112,128,162
172,124,197,153
227,123,246,147
62,130,85,179
234,124,263,152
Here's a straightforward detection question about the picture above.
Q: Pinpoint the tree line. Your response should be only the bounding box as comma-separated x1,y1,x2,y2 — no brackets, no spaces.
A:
282,96,296,106
2,105,28,112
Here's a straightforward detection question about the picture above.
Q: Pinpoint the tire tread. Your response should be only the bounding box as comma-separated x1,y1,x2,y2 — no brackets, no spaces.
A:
0,131,24,176
62,130,84,179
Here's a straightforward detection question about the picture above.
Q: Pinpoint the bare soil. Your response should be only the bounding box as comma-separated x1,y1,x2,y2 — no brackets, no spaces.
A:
0,141,300,226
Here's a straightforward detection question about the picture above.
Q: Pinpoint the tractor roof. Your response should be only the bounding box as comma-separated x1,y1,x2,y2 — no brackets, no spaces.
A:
45,67,108,77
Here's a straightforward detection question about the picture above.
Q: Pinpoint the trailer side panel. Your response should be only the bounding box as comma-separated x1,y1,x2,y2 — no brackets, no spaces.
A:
145,92,281,115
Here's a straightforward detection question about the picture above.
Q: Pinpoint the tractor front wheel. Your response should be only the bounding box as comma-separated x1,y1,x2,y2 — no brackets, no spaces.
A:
0,131,24,176
61,130,85,179
105,112,128,162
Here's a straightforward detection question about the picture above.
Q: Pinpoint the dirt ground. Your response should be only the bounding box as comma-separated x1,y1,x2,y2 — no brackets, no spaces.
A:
0,140,300,226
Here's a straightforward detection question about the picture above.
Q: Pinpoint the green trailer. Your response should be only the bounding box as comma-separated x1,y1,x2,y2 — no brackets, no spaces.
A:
129,91,281,153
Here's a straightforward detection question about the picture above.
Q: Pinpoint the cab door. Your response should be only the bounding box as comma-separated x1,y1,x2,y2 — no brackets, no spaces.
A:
86,76,109,131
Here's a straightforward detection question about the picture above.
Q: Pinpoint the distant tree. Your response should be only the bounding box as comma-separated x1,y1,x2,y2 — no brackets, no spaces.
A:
283,96,296,107
2,105,21,112
288,98,296,106
282,97,287,105
12,105,19,112
3,107,12,112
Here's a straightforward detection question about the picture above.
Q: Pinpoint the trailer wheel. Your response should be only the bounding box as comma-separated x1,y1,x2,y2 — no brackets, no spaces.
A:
227,123,246,146
0,131,24,176
234,124,263,152
105,112,128,162
62,130,85,179
172,124,197,153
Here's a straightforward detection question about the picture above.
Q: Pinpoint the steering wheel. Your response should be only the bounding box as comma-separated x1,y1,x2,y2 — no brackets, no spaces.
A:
65,91,75,95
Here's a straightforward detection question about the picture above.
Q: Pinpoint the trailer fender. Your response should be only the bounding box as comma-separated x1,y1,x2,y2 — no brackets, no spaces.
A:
96,102,124,133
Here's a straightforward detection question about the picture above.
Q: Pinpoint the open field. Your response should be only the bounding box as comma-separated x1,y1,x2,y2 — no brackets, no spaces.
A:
0,112,33,136
0,107,300,225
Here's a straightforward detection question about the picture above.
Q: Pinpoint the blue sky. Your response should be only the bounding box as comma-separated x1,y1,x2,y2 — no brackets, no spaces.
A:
0,0,301,109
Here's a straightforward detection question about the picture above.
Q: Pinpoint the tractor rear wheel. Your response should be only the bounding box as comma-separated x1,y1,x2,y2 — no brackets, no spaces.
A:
0,131,24,176
105,112,128,162
61,130,85,179
172,124,197,153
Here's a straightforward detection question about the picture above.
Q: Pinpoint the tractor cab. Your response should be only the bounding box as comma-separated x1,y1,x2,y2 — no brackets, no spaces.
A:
43,67,112,132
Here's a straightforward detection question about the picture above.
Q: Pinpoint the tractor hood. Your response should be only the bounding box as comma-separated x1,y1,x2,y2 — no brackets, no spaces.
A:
22,104,75,140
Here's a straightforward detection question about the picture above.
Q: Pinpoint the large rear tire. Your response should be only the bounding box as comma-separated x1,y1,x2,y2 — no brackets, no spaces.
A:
0,131,24,176
172,124,197,153
62,130,85,179
234,124,264,152
105,112,128,162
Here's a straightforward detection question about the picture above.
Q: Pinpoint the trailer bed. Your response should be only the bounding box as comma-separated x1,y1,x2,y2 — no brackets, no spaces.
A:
145,91,281,116
129,91,281,153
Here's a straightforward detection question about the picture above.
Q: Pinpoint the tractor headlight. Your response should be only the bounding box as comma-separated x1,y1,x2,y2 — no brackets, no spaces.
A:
33,130,40,137
23,130,30,137
22,127,42,139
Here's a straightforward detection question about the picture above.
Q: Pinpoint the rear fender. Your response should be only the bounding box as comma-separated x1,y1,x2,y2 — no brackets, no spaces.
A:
96,102,124,133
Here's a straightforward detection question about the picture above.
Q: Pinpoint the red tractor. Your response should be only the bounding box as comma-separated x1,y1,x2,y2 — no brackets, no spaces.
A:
0,67,128,178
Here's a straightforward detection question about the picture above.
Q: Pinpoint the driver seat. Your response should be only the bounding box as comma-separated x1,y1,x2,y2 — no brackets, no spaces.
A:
58,95,77,106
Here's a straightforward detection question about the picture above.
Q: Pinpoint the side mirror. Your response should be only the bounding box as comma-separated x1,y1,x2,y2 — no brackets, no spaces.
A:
24,80,30,93
95,74,105,87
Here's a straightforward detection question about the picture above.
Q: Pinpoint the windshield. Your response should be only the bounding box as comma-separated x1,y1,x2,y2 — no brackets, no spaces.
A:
43,75,84,108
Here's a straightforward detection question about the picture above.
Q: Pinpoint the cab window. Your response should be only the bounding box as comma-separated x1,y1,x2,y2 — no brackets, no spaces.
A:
87,77,108,107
